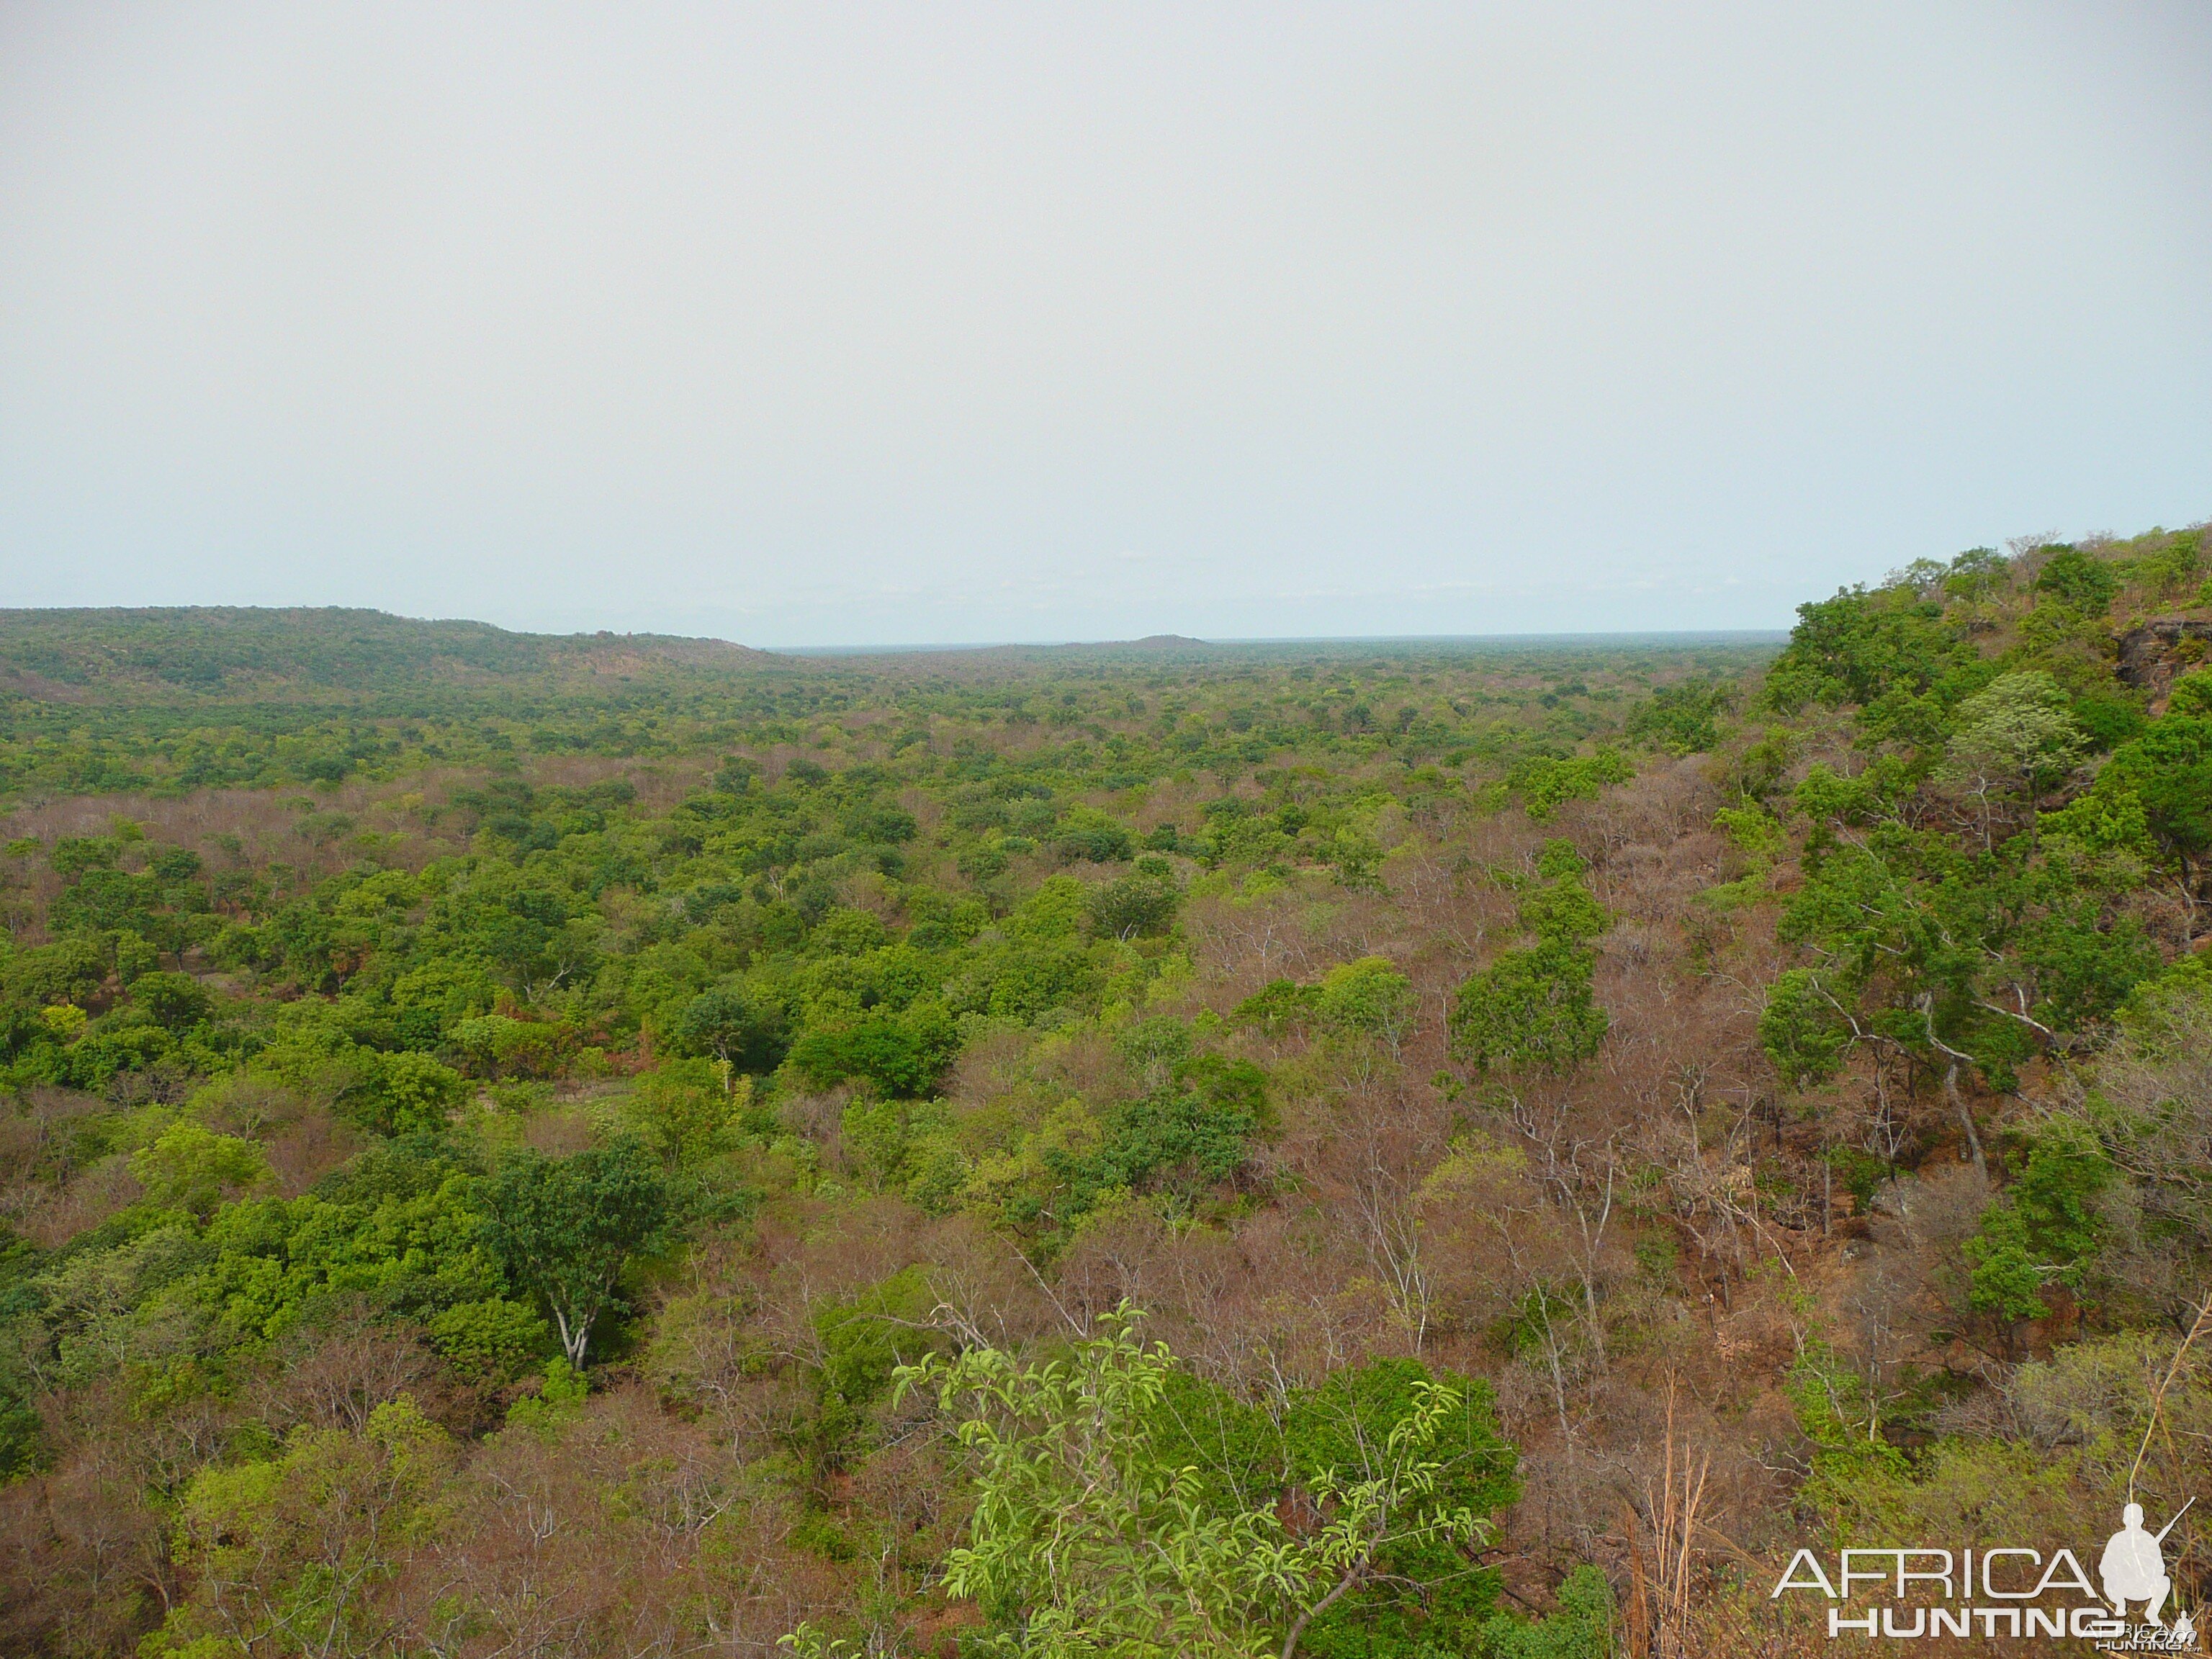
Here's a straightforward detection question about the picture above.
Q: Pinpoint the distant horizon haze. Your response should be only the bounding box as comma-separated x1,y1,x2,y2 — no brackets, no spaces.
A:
0,599,1792,657
1,2,2206,644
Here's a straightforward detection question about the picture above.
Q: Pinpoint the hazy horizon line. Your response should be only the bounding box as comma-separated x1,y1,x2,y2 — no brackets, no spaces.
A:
781,627,1791,656
0,601,1797,656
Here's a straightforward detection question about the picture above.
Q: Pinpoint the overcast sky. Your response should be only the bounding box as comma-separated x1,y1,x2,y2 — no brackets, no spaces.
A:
1,2,2207,646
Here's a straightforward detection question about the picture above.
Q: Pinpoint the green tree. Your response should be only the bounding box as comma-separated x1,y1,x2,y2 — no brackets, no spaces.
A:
2072,961,2212,1266
2102,717,2212,863
1508,752,1632,820
2172,670,2212,719
1054,1053,1271,1220
1761,583,1983,725
2033,547,2118,613
1086,871,1180,940
624,1057,766,1166
152,1397,454,1659
668,981,788,1073
1056,808,1136,863
127,970,212,1030
0,937,107,1010
487,1137,669,1367
1315,956,1418,1052
426,1296,549,1383
791,1310,1496,1659
798,1267,945,1482
1518,873,1609,947
1939,670,2087,812
346,1050,469,1136
1231,979,1322,1038
1449,945,1608,1078
1480,1565,1616,1659
1964,1120,2113,1321
1758,968,1852,1090
787,1002,958,1097
1625,678,1735,754
130,1121,271,1218
1281,1357,1519,1657
1328,826,1386,889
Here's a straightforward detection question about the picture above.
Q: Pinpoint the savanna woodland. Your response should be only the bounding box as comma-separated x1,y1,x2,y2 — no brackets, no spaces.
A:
4,524,2212,1658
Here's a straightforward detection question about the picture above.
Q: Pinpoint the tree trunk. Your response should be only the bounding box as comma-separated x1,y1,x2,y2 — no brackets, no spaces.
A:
554,1307,591,1367
1944,1063,1987,1179
1282,1552,1372,1659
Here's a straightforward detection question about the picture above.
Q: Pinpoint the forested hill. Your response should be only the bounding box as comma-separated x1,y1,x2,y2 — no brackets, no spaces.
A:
0,607,782,702
0,602,1772,804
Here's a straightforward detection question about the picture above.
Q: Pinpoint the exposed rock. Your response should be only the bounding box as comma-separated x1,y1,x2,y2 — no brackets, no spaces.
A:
2115,618,2212,710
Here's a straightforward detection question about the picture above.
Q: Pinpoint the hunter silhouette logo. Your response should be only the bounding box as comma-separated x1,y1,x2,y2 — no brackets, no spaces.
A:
2101,1498,2190,1628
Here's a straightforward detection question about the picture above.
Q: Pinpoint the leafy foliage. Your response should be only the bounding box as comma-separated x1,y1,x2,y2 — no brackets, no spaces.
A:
487,1138,669,1365
1449,945,1608,1078
1964,1118,2112,1319
16,538,2212,1657
818,1310,1509,1659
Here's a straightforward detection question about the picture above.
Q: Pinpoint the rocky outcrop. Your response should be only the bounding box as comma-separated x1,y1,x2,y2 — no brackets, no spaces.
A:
2115,618,2212,710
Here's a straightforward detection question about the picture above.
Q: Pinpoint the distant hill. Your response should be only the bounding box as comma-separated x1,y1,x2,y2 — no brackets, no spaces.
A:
0,606,783,703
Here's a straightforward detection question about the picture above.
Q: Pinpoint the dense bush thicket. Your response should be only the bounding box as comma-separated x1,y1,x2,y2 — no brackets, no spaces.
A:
5,526,2212,1657
0,608,1758,803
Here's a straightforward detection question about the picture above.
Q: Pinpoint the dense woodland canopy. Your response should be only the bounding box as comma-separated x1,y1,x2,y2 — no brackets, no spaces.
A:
3,525,2211,1657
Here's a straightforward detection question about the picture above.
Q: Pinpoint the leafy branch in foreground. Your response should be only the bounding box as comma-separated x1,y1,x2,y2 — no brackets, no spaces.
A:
781,1306,1495,1659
